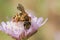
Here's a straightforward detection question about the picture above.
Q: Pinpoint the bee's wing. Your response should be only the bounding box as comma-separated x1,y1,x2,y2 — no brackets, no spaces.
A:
25,9,36,18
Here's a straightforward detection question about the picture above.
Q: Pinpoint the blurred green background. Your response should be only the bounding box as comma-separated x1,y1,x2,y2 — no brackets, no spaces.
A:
0,0,60,40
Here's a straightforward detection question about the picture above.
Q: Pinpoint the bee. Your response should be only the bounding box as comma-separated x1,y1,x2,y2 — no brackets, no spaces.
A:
12,4,31,29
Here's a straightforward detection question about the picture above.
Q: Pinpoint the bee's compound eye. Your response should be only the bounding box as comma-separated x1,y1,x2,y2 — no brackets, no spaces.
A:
24,21,31,29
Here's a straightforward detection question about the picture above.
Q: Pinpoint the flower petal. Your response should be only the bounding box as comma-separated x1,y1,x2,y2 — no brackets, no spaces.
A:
25,9,36,18
37,17,44,25
31,17,37,23
1,22,7,31
39,18,48,27
0,26,2,31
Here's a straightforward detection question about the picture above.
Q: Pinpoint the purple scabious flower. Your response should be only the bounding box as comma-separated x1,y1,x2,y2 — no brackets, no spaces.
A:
0,10,48,40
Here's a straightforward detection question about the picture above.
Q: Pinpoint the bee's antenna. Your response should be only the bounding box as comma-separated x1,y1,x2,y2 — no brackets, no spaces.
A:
17,4,25,13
